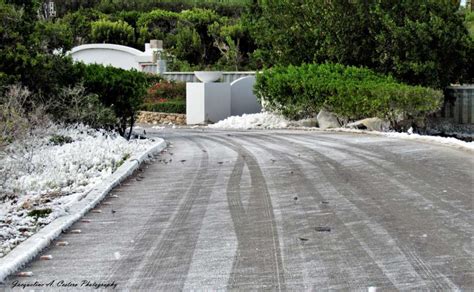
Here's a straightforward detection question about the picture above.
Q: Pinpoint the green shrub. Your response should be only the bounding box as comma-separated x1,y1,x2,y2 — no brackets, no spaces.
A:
79,64,149,138
143,81,186,113
255,63,443,127
141,100,186,114
91,19,135,46
49,135,73,146
27,208,52,219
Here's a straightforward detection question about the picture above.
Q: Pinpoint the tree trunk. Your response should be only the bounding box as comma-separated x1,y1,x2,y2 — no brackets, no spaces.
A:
127,114,135,140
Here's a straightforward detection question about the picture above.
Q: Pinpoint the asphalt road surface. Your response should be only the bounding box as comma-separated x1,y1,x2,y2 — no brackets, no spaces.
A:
4,129,473,291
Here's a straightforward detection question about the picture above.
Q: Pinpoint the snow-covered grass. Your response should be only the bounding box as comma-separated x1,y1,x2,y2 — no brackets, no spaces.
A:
0,124,155,257
208,112,474,151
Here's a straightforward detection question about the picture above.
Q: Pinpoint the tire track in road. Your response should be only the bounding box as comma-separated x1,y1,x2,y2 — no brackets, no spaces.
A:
202,136,286,291
311,134,472,208
107,137,217,290
137,137,225,290
283,134,471,290
234,134,397,290
290,134,472,230
257,133,465,290
286,134,473,240
245,134,437,290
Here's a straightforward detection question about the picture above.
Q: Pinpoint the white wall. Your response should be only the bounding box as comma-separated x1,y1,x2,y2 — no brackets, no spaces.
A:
186,83,231,124
69,44,154,71
230,76,262,116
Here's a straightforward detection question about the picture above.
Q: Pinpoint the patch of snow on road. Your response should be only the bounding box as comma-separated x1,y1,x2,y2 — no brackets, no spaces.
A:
383,131,474,150
209,112,290,129
208,112,472,150
0,124,155,257
329,128,474,151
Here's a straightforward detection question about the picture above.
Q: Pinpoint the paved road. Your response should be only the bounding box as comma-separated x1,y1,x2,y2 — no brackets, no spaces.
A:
4,129,473,291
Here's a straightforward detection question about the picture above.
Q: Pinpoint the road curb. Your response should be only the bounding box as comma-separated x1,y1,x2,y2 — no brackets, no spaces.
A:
0,138,167,283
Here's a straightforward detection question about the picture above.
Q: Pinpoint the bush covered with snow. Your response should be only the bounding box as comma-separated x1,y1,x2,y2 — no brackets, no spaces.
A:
0,124,155,257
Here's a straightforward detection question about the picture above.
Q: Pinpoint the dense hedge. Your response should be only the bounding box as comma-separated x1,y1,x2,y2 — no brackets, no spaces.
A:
79,64,151,137
146,81,185,101
141,100,186,114
254,63,443,127
142,81,186,114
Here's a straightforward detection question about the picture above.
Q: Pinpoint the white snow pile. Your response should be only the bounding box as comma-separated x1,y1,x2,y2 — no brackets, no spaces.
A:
209,112,473,150
209,112,291,129
329,127,474,151
383,130,474,151
0,124,155,257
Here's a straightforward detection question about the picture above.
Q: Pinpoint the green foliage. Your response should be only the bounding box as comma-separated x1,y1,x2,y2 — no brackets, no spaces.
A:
141,100,186,114
209,20,252,70
60,8,108,45
115,152,131,170
166,58,201,71
137,9,180,45
0,0,84,105
465,10,474,84
56,0,248,17
91,19,135,45
255,63,443,127
372,1,472,88
172,25,202,64
51,2,253,71
115,10,141,28
179,8,222,64
27,208,52,219
33,20,74,54
49,135,73,146
250,1,472,88
79,64,149,138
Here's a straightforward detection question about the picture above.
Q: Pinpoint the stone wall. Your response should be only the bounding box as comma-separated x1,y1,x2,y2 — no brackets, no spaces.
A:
137,111,186,125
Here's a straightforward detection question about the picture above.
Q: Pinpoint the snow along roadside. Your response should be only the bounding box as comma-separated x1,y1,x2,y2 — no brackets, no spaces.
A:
321,127,474,152
0,138,166,283
207,112,473,152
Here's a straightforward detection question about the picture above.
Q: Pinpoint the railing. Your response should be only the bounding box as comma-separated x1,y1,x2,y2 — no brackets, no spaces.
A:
140,65,257,83
162,71,256,83
439,85,474,124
